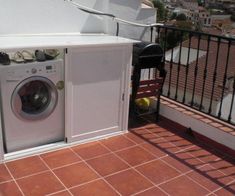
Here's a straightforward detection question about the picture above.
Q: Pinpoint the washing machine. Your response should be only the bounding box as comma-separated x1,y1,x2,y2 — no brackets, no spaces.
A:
0,59,65,153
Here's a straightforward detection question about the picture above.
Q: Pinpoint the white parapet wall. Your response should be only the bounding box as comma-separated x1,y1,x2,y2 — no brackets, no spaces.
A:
159,100,235,151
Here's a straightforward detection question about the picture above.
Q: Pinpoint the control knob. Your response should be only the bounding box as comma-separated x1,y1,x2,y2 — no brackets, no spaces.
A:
31,68,37,74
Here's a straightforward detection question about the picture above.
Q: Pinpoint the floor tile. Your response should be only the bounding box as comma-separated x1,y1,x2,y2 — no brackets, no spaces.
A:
0,181,22,196
115,146,155,166
140,143,167,158
6,156,48,178
174,151,205,168
49,190,71,196
101,135,136,152
161,156,193,173
54,162,99,188
214,181,235,196
135,187,167,196
124,132,146,144
17,171,64,196
105,169,153,196
70,179,118,196
136,159,180,185
0,164,12,183
187,146,222,164
159,175,209,196
187,164,234,191
149,138,180,153
71,142,110,160
86,153,129,176
209,158,235,179
40,148,81,169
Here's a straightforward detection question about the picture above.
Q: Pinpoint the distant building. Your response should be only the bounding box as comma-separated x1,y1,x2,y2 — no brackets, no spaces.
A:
187,7,212,27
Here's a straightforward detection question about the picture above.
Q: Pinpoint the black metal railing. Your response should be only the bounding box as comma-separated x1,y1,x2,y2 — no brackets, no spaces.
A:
150,25,235,125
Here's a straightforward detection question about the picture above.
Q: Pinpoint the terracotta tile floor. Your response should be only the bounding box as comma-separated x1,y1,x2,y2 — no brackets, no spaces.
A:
0,117,235,196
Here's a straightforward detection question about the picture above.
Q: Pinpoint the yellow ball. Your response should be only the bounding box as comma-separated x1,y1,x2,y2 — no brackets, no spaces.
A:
135,98,150,110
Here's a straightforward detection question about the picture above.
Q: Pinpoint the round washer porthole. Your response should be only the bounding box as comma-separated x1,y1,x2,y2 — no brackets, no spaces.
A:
11,76,58,121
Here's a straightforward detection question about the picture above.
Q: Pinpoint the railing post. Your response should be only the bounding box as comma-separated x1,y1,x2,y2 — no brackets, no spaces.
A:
228,74,235,123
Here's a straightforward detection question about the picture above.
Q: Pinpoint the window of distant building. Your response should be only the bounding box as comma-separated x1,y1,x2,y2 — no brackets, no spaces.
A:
204,18,207,24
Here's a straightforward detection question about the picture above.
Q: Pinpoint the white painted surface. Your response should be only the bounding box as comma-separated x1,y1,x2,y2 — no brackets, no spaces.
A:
160,102,235,150
0,35,137,51
65,45,132,142
216,93,235,123
107,0,156,41
0,0,107,35
0,0,156,40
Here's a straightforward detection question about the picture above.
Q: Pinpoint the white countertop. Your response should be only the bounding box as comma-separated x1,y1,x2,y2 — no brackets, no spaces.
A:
0,34,138,51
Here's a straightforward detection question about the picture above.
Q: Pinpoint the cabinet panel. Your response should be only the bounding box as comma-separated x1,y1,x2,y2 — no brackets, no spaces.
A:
65,45,131,142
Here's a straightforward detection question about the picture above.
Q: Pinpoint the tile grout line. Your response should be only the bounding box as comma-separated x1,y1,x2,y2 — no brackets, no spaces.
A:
69,147,122,196
131,185,171,196
206,177,235,195
38,156,74,196
45,189,69,196
13,170,50,181
98,141,173,195
151,126,235,193
0,179,15,185
4,163,25,196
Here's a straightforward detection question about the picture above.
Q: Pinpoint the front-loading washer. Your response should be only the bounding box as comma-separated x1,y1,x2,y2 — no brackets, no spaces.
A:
0,59,65,153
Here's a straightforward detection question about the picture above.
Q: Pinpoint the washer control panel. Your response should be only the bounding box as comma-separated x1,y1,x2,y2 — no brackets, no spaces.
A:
3,59,63,80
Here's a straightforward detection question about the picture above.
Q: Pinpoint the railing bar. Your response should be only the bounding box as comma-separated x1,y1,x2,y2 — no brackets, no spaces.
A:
151,25,235,42
163,27,167,62
167,30,174,98
150,26,153,42
208,37,221,114
182,33,192,104
191,34,201,107
156,26,161,44
199,35,211,111
175,31,183,101
218,40,231,119
228,74,235,123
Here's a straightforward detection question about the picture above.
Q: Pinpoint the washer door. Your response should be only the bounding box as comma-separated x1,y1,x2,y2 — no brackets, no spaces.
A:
11,76,58,121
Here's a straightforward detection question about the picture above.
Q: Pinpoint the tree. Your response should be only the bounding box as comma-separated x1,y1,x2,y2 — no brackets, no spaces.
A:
170,13,177,20
152,0,166,22
231,14,235,22
176,13,187,21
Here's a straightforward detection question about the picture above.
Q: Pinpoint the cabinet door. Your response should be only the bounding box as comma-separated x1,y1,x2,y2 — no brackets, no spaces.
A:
65,45,131,142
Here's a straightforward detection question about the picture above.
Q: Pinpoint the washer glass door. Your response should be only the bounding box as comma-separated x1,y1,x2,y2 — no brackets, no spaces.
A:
11,76,58,121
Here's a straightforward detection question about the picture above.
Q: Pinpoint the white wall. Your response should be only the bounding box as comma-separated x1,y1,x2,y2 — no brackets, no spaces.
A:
216,93,235,123
0,0,156,41
0,0,107,35
160,101,235,151
107,0,156,41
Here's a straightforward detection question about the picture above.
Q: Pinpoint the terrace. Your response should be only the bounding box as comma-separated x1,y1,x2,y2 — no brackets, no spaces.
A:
0,26,235,194
0,1,235,195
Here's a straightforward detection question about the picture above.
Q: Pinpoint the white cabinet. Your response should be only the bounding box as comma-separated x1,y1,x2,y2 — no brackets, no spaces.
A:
65,44,132,142
0,111,4,162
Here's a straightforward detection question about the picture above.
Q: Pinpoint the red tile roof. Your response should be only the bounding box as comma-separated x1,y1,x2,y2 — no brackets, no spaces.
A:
164,37,235,102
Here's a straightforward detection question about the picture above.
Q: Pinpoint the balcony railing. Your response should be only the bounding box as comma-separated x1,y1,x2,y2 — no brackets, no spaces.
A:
149,25,235,126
